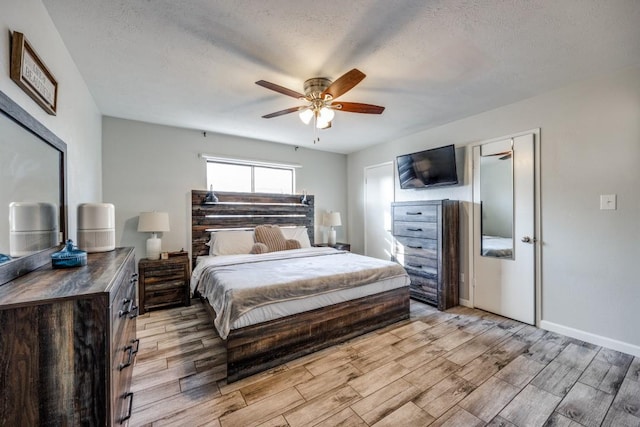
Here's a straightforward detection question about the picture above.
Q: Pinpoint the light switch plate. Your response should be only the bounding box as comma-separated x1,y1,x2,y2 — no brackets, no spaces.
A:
600,194,616,210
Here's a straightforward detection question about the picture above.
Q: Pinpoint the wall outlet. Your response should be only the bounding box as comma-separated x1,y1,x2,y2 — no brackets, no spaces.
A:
460,273,465,283
600,194,617,210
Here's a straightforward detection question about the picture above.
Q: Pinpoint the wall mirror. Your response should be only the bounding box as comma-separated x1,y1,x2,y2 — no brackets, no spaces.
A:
0,90,66,284
479,139,514,259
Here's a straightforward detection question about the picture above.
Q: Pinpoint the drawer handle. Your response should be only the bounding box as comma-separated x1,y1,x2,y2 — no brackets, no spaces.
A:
408,245,423,249
129,304,139,319
406,211,422,215
407,228,423,232
407,263,423,268
118,339,139,371
119,298,134,317
119,345,135,371
120,392,134,424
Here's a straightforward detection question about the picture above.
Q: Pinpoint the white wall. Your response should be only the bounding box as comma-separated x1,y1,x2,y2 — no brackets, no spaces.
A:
348,66,640,354
0,0,102,239
102,117,348,260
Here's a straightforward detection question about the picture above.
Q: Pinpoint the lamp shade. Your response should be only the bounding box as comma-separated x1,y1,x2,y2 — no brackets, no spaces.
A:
319,106,335,122
326,212,342,227
299,108,314,125
137,212,170,232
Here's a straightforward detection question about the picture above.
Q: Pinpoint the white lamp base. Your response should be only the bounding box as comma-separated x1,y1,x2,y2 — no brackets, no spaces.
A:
146,234,162,260
328,228,337,246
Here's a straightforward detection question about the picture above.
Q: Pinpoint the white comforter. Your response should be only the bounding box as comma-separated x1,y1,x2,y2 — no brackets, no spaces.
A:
191,247,409,339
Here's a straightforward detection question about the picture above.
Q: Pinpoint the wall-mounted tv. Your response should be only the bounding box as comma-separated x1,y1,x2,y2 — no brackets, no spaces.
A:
396,144,458,189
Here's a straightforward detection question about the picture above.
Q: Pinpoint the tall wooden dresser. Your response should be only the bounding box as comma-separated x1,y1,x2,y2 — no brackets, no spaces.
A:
391,200,459,310
0,247,138,426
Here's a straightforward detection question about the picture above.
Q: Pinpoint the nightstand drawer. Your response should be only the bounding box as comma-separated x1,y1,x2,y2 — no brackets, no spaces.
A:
143,267,184,280
143,272,185,287
145,279,185,292
145,287,186,309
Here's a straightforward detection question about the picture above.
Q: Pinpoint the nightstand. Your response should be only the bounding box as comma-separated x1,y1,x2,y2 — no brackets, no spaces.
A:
314,242,351,251
138,252,190,314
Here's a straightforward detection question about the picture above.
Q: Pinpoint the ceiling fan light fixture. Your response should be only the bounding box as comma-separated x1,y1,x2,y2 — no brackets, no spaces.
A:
319,106,335,122
298,107,314,124
316,118,331,129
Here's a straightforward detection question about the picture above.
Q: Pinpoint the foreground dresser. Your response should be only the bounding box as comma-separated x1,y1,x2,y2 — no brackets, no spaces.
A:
0,247,138,426
392,200,459,310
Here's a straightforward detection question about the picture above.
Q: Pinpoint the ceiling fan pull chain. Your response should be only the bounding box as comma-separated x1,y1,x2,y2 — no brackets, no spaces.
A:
313,115,318,143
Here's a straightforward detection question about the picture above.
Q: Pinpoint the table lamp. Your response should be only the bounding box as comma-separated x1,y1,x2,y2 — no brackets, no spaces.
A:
325,211,341,246
138,211,170,260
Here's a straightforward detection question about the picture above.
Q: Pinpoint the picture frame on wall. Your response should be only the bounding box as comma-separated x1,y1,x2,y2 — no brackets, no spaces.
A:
10,31,58,115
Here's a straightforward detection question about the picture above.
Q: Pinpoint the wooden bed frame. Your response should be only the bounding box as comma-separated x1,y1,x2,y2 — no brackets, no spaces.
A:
191,190,410,382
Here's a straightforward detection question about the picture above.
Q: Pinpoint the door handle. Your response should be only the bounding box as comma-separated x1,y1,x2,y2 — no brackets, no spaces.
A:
521,236,536,243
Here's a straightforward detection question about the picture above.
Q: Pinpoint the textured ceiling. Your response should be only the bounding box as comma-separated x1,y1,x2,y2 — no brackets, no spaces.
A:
42,0,640,154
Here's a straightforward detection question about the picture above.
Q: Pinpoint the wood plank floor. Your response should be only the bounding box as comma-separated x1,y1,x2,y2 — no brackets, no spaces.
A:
129,300,640,427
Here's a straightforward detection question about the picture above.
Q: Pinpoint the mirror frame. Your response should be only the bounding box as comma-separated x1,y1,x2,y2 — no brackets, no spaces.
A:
0,90,67,285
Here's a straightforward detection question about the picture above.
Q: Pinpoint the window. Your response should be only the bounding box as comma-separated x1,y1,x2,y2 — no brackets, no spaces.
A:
206,158,295,194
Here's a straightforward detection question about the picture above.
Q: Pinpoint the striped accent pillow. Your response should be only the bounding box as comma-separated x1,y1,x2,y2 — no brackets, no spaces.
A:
254,225,287,252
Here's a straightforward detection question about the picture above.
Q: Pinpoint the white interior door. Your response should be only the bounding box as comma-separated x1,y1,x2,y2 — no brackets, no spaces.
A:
473,134,535,324
364,162,394,260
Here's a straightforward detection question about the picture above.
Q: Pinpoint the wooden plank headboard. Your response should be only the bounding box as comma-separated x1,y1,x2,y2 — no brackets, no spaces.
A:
191,190,315,267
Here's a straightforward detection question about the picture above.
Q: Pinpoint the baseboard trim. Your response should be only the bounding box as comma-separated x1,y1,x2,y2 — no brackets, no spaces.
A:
540,320,640,358
459,298,472,308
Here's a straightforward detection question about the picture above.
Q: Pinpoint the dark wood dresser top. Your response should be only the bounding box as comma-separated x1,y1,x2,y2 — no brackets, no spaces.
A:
0,247,135,309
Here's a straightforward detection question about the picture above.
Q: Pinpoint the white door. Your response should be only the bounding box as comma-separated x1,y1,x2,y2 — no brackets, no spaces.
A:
364,162,394,260
473,133,535,324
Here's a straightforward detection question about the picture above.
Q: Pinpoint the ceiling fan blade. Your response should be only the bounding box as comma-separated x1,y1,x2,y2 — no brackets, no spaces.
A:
336,102,385,114
321,69,366,100
255,80,305,99
262,106,301,119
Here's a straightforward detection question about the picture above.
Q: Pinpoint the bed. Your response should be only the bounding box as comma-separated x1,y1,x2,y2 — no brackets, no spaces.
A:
481,235,513,258
190,190,410,382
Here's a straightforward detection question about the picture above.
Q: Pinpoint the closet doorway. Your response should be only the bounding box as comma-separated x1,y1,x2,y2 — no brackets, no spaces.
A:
472,132,539,325
364,162,394,260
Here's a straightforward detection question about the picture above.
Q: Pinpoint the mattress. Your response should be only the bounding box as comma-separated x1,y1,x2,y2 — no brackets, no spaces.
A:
191,247,410,339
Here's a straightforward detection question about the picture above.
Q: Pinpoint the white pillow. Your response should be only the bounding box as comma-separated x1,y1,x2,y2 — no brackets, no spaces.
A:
209,230,255,255
280,226,312,248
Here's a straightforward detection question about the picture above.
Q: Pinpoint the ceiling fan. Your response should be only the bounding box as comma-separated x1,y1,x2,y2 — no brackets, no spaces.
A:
255,68,385,132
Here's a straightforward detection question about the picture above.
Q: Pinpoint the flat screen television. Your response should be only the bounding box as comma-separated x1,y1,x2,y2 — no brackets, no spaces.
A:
396,144,458,189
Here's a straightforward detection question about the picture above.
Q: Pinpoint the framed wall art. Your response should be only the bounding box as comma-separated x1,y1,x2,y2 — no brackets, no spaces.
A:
10,31,58,115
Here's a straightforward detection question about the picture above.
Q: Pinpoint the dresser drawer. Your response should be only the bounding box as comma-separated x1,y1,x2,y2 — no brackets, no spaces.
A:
393,221,438,239
393,204,438,222
394,237,438,258
409,274,438,304
402,258,437,277
112,313,137,424
402,253,438,272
